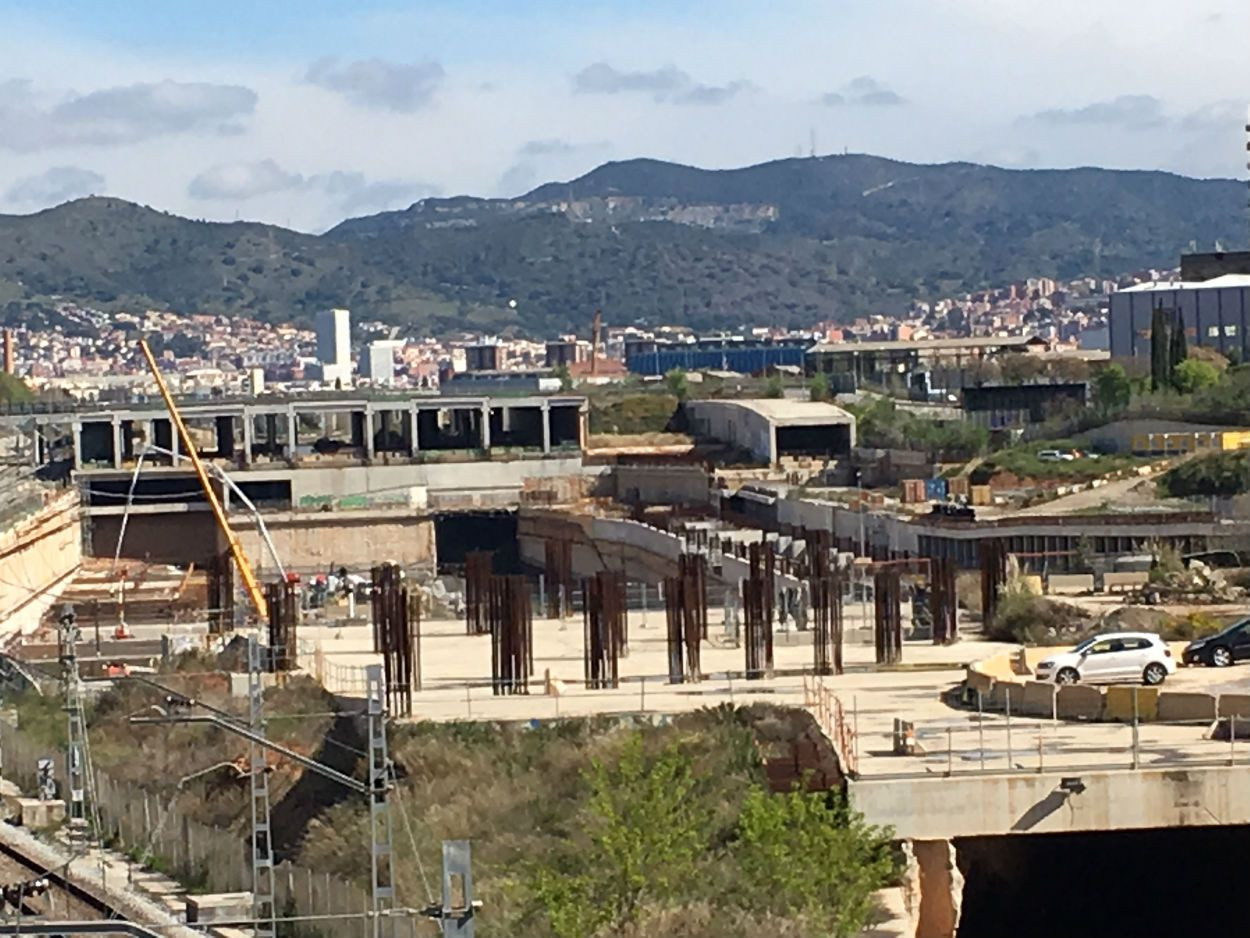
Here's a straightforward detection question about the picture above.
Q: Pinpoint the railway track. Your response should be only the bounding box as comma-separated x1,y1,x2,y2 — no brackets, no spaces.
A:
0,836,163,937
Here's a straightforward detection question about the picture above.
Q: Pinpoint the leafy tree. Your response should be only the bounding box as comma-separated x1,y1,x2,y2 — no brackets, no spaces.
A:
1150,305,1170,391
735,787,895,938
531,736,709,937
1169,307,1188,387
1092,363,1131,413
552,363,573,391
1173,358,1219,395
764,374,785,398
1158,450,1250,497
0,372,33,405
808,371,830,402
663,368,689,401
998,353,1046,385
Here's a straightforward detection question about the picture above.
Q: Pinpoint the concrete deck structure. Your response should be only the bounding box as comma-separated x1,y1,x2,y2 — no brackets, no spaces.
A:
686,398,855,465
0,391,587,472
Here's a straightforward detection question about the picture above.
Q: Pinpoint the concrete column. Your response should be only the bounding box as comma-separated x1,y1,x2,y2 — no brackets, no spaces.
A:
286,407,298,462
409,404,420,457
914,839,963,938
71,421,83,471
242,411,254,466
541,401,551,454
111,416,123,470
480,403,491,451
363,404,375,460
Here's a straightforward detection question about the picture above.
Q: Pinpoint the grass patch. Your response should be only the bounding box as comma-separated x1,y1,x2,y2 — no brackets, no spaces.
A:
977,438,1151,484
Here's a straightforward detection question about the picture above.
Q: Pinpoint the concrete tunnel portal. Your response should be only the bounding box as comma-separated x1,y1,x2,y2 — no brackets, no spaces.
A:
954,823,1250,937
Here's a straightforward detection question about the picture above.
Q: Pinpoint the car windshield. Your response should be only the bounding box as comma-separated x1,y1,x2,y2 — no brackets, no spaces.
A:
1072,637,1098,653
1221,617,1250,634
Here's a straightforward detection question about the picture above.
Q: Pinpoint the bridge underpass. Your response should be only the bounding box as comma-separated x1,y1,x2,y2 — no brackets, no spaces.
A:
851,764,1250,937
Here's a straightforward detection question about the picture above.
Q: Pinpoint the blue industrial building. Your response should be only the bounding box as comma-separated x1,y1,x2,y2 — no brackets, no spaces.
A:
1109,275,1250,362
624,336,812,376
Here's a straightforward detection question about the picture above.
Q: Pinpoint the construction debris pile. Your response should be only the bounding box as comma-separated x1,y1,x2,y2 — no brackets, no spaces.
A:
1131,559,1247,606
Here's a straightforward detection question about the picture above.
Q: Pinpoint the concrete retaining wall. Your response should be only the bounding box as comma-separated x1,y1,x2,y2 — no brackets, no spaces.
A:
1055,685,1103,720
0,490,83,640
1104,685,1159,722
613,465,712,507
851,765,1250,839
1021,681,1056,718
966,645,1224,725
1156,691,1218,723
1048,574,1094,595
1104,571,1149,591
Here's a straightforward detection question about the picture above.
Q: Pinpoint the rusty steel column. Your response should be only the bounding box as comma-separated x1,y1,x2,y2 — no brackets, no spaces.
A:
980,539,1006,629
874,569,902,665
930,556,957,645
545,538,574,619
464,550,493,635
490,575,532,695
664,554,707,684
371,562,417,717
743,542,775,679
805,529,843,676
265,578,299,672
583,571,625,689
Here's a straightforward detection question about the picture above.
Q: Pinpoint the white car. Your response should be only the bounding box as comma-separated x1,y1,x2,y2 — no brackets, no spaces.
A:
1037,449,1076,462
1033,632,1176,686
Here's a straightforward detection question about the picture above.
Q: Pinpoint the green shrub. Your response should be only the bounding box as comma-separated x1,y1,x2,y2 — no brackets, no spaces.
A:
988,588,1089,644
1158,450,1250,497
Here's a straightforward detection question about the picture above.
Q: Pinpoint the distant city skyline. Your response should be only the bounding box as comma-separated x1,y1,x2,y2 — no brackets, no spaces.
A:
0,0,1247,232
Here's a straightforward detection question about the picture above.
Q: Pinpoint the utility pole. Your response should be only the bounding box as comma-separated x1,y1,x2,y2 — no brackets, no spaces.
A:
130,661,409,938
368,664,396,938
58,603,89,846
248,637,276,938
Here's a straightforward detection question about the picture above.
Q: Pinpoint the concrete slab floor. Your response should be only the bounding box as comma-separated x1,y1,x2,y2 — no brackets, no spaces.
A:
297,609,1250,781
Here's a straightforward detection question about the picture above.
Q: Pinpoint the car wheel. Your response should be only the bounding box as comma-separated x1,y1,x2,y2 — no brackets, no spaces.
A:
1055,668,1080,685
1210,646,1233,668
1143,662,1167,686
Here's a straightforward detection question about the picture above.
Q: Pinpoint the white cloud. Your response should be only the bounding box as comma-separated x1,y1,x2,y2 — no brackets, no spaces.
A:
0,78,256,151
1031,94,1165,129
304,58,444,111
821,75,906,107
5,165,105,204
572,63,751,106
187,158,437,224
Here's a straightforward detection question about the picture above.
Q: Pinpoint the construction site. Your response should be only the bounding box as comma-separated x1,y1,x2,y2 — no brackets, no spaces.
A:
7,342,1250,938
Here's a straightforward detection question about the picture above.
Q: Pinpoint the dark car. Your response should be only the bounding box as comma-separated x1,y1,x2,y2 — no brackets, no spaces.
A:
1183,618,1250,667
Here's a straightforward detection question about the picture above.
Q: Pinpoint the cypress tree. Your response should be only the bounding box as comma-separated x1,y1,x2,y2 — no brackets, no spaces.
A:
1150,305,1170,391
1169,307,1188,389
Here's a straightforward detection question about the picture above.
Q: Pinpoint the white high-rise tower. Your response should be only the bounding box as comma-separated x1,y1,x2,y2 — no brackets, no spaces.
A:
314,308,351,386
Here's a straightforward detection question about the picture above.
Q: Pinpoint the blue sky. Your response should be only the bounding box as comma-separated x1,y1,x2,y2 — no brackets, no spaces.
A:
0,0,1246,231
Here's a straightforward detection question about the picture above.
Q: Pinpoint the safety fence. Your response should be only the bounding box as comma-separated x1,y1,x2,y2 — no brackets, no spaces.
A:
802,675,858,776
857,694,1250,780
0,721,421,938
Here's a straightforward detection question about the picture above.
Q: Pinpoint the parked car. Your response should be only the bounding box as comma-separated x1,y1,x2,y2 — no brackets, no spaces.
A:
1037,449,1076,462
1182,618,1250,667
1034,632,1176,686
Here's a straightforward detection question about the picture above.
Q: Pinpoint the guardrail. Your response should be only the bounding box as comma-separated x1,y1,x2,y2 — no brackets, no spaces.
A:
862,685,1250,780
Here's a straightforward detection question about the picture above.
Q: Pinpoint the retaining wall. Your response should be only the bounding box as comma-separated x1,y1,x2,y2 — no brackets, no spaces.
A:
966,644,1232,724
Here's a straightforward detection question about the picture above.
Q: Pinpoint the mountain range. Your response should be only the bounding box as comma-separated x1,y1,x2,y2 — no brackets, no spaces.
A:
0,154,1243,337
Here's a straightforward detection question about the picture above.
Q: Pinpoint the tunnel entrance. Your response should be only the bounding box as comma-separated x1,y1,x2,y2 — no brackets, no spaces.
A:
956,824,1250,937
434,511,519,572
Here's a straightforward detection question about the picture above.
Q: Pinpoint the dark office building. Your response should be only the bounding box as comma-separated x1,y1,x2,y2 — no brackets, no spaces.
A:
1108,279,1250,361
625,335,812,376
465,343,504,372
962,382,1088,429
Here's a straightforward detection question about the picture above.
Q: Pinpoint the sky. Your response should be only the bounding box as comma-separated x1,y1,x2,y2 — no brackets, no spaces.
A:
0,0,1247,232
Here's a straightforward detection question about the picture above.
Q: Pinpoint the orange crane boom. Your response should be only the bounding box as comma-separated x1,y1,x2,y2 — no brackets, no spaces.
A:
137,339,268,621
